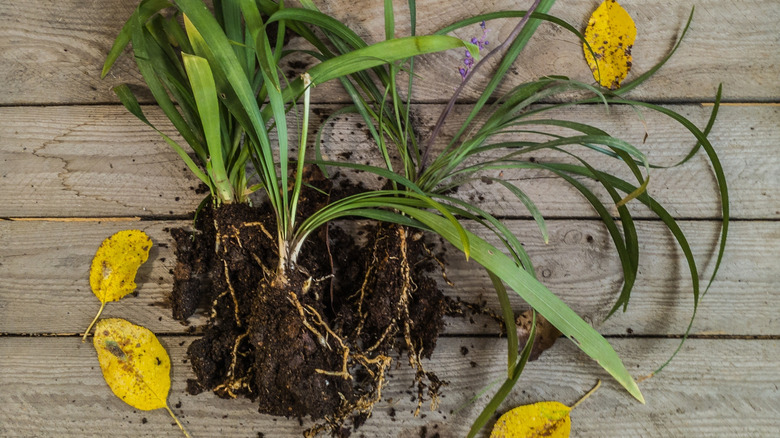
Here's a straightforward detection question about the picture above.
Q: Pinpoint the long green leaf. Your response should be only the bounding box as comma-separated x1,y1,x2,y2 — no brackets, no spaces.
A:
182,53,234,203
278,36,479,103
177,0,281,212
102,0,172,78
488,270,519,376
131,13,204,158
484,177,548,244
467,312,536,438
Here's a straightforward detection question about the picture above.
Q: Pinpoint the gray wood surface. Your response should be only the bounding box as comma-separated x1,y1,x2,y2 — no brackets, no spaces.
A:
1,219,775,336
1,1,778,104
2,104,776,219
1,337,778,437
0,0,777,436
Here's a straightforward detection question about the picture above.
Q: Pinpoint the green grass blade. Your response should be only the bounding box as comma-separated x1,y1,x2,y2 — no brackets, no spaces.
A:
614,7,695,96
102,0,172,78
177,0,281,211
290,74,313,233
484,177,548,244
308,36,477,85
447,0,556,148
267,6,367,49
467,312,536,438
607,94,728,299
383,0,395,40
162,12,193,53
430,193,535,275
131,14,204,159
277,36,479,104
242,0,291,230
488,270,519,376
182,53,234,203
549,162,701,307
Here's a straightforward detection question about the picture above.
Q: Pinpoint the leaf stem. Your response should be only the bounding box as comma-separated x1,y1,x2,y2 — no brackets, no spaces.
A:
419,0,543,172
570,379,601,410
82,301,106,343
165,404,192,438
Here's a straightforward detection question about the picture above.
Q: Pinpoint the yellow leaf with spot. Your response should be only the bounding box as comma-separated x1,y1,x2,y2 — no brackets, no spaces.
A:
490,401,572,438
583,0,637,90
93,318,171,411
93,319,190,436
82,230,152,341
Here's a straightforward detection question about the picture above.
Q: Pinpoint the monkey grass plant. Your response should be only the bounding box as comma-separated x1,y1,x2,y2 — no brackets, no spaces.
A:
293,0,727,434
102,0,728,435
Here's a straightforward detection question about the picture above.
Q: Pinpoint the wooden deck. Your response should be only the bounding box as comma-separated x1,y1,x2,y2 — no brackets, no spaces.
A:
1,0,778,436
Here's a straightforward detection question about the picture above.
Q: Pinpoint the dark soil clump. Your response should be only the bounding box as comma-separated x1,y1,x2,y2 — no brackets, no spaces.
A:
170,171,447,435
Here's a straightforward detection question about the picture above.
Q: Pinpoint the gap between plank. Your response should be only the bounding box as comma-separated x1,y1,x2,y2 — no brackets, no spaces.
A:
2,99,778,109
1,216,770,222
3,332,778,340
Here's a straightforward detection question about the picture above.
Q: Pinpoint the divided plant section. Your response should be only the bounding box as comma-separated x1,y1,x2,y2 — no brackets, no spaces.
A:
103,0,728,435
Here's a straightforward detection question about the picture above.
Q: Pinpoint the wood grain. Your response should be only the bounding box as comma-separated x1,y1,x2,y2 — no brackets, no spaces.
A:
1,0,778,105
1,336,777,437
1,219,774,336
2,104,776,219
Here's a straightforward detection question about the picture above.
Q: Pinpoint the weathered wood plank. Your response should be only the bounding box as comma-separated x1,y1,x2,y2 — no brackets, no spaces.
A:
293,0,780,103
2,104,775,219
1,0,778,105
0,337,777,437
0,1,148,105
1,219,775,336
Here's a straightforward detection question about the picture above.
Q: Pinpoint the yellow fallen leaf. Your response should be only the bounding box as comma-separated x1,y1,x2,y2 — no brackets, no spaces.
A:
93,318,190,436
583,0,637,90
490,401,571,438
82,230,152,341
490,380,602,438
93,318,170,410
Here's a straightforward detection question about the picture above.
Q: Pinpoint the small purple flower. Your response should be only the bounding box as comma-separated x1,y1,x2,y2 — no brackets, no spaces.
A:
456,20,491,80
464,51,475,67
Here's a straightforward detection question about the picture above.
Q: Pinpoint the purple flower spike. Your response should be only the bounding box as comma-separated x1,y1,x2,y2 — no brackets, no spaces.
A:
456,21,491,81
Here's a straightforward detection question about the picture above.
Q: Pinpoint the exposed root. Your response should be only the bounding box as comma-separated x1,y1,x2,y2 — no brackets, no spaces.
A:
222,259,242,327
420,241,454,287
287,291,328,350
304,354,392,438
176,201,449,435
289,289,395,437
241,220,275,242
351,225,447,421
213,332,249,398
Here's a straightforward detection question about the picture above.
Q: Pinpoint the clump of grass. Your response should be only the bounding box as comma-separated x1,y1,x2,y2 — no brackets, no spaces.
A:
103,0,477,282
297,0,727,434
102,0,728,435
